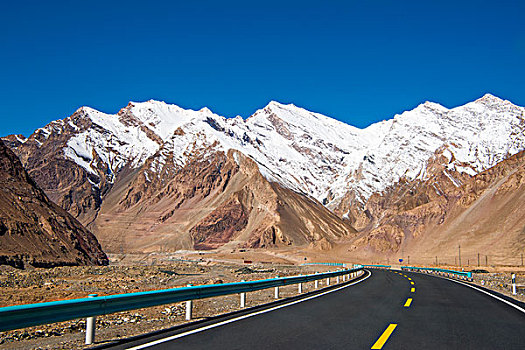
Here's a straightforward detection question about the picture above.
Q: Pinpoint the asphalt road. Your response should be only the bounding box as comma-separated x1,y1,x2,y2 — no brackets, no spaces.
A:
104,269,525,349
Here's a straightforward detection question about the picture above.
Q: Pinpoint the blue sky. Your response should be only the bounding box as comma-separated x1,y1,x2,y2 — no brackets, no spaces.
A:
1,0,524,136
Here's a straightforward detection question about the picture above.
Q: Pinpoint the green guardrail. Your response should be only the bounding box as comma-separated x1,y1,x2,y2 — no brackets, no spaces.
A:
0,267,364,332
401,266,472,279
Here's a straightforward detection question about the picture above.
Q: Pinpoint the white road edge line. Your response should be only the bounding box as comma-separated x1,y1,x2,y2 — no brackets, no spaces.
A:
126,270,372,350
405,271,525,314
442,276,525,314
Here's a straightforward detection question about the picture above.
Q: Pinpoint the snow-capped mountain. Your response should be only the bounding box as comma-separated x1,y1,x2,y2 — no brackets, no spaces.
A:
25,94,525,204
3,93,525,253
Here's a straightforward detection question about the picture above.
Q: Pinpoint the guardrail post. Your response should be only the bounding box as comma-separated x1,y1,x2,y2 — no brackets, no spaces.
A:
185,284,193,320
298,279,303,294
512,274,517,295
240,280,246,307
326,274,330,286
315,278,319,288
85,294,97,345
274,276,279,299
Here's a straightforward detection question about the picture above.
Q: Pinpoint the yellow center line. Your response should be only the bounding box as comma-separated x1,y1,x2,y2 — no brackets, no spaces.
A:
408,278,412,280
410,281,414,285
371,324,398,349
404,298,413,307
403,275,407,277
411,287,415,292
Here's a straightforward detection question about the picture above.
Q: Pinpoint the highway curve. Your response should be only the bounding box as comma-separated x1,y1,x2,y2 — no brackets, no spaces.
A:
104,269,525,350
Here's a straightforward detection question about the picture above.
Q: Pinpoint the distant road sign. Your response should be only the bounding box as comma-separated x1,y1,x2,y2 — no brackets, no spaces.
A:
399,259,403,263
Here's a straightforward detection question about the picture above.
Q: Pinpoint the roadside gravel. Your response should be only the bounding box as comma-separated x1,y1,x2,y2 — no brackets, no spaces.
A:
0,262,334,349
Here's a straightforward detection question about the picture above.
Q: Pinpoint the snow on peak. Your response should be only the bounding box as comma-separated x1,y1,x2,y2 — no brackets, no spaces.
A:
475,93,505,104
267,100,292,108
33,95,525,208
123,100,219,140
421,100,448,111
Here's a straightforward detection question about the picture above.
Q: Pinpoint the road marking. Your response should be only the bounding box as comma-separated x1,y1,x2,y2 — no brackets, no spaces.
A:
404,298,412,307
410,281,414,285
371,323,398,349
408,270,525,315
127,270,372,349
408,278,412,280
441,276,525,315
411,287,415,293
403,275,407,277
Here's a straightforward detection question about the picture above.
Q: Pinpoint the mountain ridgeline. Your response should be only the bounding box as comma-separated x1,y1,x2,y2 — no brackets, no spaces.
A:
3,94,524,261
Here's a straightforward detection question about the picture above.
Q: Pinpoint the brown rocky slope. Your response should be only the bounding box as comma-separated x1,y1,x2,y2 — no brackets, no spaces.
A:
1,110,115,228
91,148,355,253
342,148,525,264
0,140,108,268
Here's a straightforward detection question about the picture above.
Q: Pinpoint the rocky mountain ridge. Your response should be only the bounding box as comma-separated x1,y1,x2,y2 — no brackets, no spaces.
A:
3,94,524,254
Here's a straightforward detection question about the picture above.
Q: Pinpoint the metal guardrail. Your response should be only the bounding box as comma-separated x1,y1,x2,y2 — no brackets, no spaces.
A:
362,264,391,269
401,266,472,279
301,262,346,267
0,267,364,333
